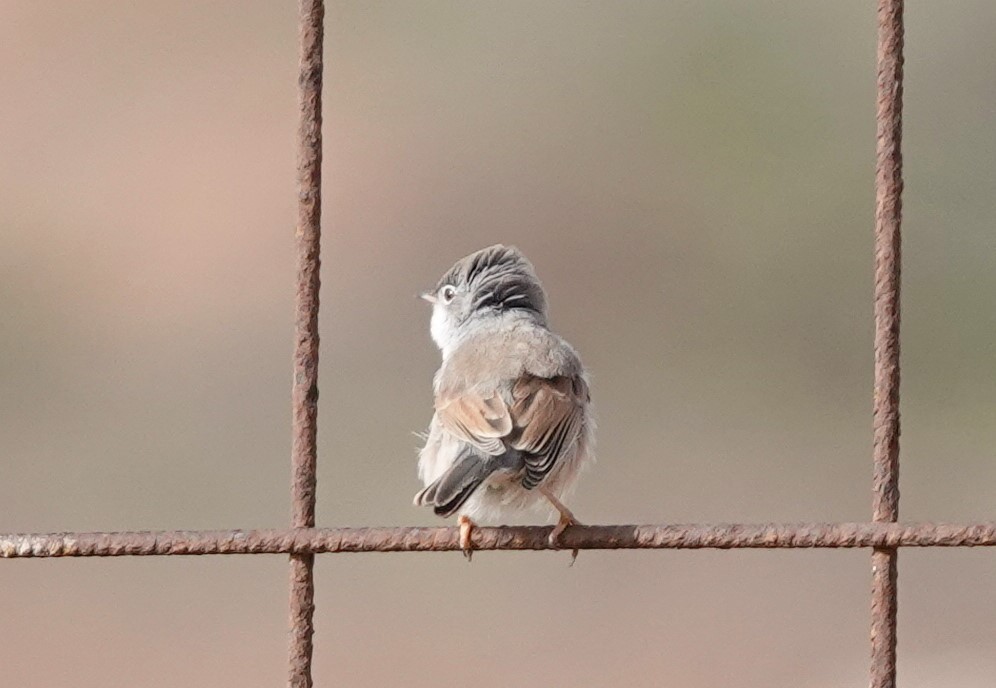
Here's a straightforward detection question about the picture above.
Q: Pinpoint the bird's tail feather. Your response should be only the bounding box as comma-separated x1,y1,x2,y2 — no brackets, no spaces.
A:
414,452,496,518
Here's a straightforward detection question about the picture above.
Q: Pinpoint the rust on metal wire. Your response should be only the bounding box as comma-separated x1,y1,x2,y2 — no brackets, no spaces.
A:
290,1,324,687
0,2,973,687
2,522,994,558
871,2,904,688
872,1,904,528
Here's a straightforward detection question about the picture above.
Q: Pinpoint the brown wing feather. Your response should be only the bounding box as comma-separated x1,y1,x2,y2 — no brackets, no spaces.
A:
510,374,588,489
434,373,589,488
435,391,512,456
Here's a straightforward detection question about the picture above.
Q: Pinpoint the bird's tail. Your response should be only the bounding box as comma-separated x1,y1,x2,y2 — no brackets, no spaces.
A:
413,451,497,518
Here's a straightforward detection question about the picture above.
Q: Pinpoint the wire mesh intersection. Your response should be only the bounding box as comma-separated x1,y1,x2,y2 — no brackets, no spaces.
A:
4,2,993,688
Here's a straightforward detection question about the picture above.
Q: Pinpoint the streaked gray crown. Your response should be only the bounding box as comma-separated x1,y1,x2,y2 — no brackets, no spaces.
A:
435,244,548,319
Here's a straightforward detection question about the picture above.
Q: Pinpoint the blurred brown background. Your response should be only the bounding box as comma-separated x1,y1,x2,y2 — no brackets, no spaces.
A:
2,1,994,686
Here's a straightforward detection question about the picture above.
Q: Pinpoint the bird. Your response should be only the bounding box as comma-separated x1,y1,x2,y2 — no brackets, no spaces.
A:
413,244,594,560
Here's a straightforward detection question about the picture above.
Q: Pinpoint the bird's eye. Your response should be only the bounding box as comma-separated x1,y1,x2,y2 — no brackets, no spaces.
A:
440,285,457,303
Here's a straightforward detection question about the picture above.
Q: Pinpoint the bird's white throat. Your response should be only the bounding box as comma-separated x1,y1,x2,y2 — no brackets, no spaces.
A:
430,305,461,359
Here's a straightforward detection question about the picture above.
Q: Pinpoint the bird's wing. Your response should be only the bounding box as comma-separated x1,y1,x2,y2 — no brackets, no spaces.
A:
509,373,589,489
435,389,513,456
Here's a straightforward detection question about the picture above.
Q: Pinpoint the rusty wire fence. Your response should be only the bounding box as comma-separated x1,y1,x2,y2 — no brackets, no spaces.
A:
2,2,995,687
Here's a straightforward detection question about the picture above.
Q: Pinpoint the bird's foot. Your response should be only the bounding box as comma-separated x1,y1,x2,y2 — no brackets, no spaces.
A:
458,515,476,562
539,486,582,565
549,511,583,566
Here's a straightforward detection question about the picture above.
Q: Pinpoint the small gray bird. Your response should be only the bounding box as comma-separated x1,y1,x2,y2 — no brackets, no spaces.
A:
414,244,594,559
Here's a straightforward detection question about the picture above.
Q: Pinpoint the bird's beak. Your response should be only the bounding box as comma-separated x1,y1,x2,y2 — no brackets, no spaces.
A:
419,291,437,304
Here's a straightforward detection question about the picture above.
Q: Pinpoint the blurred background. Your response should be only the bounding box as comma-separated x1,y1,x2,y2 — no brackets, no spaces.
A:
1,1,994,686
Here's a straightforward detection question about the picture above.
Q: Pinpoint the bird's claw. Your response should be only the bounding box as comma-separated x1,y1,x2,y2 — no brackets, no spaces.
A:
458,515,475,563
549,515,582,566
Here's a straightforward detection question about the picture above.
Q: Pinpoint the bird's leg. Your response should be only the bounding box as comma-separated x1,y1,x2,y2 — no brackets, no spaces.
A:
458,515,476,562
539,486,582,564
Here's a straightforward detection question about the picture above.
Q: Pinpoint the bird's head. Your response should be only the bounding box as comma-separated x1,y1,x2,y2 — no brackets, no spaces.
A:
420,244,548,354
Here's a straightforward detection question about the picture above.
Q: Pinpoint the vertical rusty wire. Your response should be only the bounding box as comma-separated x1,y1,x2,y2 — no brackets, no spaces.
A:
871,1,904,687
289,1,324,687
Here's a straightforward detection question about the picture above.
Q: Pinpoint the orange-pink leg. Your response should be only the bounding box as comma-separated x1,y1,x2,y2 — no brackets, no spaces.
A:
458,515,476,562
539,487,582,564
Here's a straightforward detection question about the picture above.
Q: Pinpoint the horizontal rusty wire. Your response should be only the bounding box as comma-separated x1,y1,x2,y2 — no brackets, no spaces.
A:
2,522,994,558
